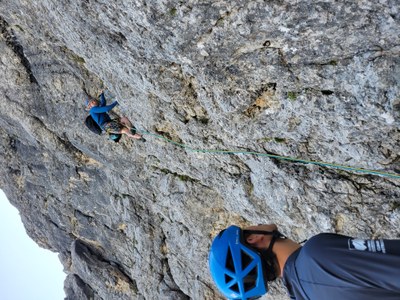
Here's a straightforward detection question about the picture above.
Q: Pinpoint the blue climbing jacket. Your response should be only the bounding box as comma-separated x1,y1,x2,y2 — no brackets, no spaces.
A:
89,93,118,129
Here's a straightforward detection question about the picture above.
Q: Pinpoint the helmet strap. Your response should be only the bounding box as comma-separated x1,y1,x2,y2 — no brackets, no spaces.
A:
242,229,286,242
243,229,286,281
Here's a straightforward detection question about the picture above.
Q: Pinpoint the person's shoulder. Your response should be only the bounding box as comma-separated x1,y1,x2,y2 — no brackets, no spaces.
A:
90,105,103,112
306,233,348,243
302,233,349,256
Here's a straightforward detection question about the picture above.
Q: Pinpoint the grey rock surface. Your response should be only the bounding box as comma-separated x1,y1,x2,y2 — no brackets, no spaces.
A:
0,1,399,299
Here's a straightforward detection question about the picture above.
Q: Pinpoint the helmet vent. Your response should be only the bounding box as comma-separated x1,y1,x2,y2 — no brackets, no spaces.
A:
225,247,235,272
230,283,240,293
224,274,233,283
241,250,252,270
243,268,257,291
242,250,257,291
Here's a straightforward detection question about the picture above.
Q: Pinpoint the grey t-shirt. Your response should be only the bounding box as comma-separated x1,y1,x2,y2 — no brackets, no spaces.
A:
283,233,400,300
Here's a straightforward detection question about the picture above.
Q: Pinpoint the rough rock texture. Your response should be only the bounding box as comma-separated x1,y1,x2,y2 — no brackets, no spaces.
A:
0,1,399,299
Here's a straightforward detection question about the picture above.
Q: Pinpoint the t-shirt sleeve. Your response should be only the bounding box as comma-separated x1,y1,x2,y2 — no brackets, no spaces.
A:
90,101,118,113
99,92,106,106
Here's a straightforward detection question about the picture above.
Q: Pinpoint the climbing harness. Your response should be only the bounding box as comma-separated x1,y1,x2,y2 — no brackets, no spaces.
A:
137,130,400,180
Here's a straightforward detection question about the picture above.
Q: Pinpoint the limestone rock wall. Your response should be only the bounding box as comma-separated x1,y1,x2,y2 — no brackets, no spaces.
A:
0,1,399,299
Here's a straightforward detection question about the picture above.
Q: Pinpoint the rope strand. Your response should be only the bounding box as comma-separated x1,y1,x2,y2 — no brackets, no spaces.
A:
138,130,400,180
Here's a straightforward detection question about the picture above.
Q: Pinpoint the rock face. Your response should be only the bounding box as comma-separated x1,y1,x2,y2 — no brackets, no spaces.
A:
0,1,399,299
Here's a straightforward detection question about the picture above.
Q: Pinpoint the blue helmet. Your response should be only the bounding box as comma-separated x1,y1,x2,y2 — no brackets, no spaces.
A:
209,225,270,300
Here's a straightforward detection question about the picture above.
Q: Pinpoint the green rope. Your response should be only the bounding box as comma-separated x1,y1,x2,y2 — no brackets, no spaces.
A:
138,131,400,180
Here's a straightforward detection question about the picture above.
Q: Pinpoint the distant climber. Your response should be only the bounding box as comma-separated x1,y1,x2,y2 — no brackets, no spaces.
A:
85,90,144,142
209,224,400,300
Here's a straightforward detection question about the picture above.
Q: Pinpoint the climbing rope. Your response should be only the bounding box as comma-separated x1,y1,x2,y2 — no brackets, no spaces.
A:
107,90,398,180
138,130,400,180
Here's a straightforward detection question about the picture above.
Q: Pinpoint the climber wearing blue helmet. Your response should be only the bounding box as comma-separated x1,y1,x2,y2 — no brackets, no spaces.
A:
209,224,400,300
85,90,144,141
209,224,290,299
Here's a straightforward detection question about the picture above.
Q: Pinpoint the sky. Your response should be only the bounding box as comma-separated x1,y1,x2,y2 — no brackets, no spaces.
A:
0,189,66,300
